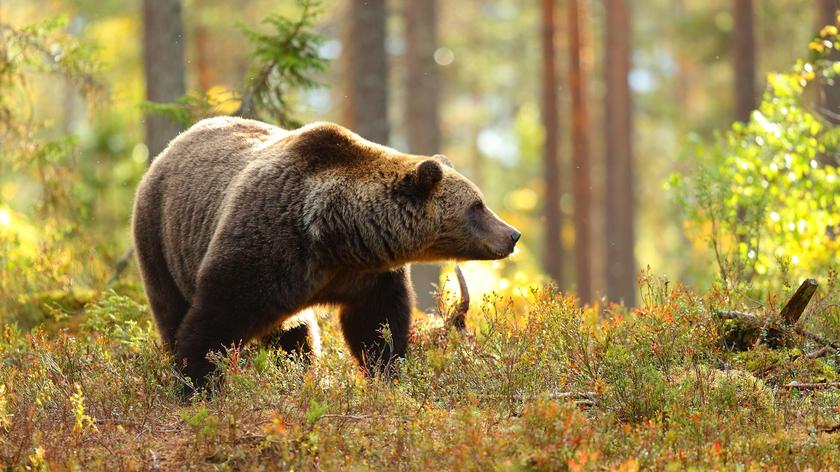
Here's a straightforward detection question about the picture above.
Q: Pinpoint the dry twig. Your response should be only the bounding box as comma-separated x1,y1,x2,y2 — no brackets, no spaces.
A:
449,264,470,331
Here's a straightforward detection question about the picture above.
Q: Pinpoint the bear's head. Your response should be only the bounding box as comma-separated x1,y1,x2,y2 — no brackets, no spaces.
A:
400,155,521,262
291,123,519,268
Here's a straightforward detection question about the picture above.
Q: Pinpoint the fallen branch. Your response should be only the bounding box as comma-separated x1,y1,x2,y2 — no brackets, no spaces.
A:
819,423,840,434
315,413,385,422
483,391,598,410
780,381,840,391
546,391,598,406
805,346,833,359
794,326,840,350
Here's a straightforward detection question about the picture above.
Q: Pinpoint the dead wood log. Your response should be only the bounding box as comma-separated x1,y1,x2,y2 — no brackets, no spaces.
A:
780,278,818,325
715,278,832,351
714,310,789,350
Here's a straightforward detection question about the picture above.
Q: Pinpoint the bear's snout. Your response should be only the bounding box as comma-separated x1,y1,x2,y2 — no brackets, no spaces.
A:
483,218,520,260
501,228,521,256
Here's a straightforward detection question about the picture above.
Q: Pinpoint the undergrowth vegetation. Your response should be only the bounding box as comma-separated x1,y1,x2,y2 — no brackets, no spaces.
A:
2,275,839,470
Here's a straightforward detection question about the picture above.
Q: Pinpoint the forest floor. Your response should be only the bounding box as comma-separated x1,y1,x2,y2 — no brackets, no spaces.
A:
2,275,840,470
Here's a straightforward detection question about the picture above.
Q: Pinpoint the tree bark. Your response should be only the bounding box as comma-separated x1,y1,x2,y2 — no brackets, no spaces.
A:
342,0,389,144
604,0,635,305
733,0,756,123
817,0,840,126
193,0,213,92
541,0,564,288
404,0,441,312
142,0,187,163
567,0,592,303
817,0,839,34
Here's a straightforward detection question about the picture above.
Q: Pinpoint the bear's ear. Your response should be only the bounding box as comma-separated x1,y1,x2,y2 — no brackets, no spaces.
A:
433,154,454,169
411,159,444,198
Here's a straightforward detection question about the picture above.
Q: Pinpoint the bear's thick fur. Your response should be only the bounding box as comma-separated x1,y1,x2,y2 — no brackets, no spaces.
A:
133,116,519,389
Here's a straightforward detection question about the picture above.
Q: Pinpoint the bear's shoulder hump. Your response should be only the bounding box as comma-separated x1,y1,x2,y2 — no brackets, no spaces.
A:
285,122,381,166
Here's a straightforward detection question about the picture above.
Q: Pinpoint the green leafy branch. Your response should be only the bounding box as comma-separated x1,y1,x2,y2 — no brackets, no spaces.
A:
670,21,840,299
148,0,328,129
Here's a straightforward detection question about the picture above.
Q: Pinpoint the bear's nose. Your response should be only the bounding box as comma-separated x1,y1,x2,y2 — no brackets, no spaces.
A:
510,230,521,244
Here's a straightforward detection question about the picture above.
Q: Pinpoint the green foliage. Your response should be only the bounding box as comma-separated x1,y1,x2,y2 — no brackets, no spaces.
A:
180,407,220,439
0,16,114,327
141,88,240,128
305,399,328,424
236,0,328,127
671,23,840,298
0,15,104,217
149,0,328,129
0,15,103,142
80,291,155,353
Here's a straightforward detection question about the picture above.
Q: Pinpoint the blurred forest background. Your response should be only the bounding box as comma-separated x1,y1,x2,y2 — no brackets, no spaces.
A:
5,1,840,468
2,0,839,326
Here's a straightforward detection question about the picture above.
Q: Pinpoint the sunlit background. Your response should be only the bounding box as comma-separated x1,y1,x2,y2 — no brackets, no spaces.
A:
1,0,836,325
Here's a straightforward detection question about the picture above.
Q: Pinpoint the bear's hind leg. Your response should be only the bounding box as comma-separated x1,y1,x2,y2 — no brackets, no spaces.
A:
339,267,412,375
134,234,189,353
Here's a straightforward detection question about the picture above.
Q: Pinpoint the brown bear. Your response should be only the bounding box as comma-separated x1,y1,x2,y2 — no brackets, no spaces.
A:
132,116,520,390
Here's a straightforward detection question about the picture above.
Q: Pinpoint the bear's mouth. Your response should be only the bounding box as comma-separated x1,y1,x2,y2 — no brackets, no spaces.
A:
480,242,515,260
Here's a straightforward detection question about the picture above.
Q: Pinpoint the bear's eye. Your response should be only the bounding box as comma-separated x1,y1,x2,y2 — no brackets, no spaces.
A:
469,201,484,212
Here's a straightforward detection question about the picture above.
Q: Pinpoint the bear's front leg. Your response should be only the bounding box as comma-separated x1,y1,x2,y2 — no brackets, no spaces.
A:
339,267,412,375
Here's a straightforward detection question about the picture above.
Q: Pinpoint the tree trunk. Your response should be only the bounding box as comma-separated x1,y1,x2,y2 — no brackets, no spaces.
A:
142,0,187,163
604,0,635,305
818,0,839,34
342,0,389,144
567,0,592,304
818,0,840,126
405,0,441,312
193,0,213,92
470,90,484,189
541,0,563,288
733,0,756,122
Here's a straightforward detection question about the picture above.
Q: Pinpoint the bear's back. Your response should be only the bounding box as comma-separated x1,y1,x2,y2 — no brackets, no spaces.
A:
142,117,292,299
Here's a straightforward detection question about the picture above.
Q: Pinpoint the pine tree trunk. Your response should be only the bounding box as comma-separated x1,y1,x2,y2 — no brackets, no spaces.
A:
405,0,441,312
541,0,564,288
193,0,213,92
567,0,592,304
142,0,187,163
604,0,635,305
342,0,389,144
733,0,756,122
818,0,840,127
